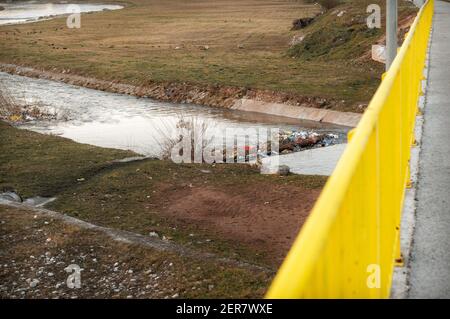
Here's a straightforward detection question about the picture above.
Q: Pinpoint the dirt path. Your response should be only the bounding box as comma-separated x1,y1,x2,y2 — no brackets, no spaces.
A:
1,200,269,271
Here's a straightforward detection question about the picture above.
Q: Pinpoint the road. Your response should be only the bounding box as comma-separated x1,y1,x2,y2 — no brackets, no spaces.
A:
409,0,450,299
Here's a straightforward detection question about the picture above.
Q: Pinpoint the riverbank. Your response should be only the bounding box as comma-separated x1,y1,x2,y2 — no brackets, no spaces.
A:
0,121,327,295
0,63,361,127
0,0,417,115
0,69,348,157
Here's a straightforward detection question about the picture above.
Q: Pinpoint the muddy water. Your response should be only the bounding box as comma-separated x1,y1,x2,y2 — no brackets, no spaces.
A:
0,71,348,156
0,2,123,25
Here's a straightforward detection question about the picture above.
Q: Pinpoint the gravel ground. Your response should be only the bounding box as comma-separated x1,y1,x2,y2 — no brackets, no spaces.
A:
0,204,270,299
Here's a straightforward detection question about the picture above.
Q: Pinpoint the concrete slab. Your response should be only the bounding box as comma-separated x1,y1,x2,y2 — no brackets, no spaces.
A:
232,98,362,127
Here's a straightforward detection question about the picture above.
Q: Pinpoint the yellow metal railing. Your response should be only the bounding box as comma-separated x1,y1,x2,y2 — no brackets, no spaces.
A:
267,0,434,298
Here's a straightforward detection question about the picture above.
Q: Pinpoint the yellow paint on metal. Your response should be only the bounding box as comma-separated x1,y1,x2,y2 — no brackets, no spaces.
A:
266,0,434,299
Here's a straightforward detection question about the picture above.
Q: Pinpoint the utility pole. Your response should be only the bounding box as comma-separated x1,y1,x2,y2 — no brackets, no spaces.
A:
386,0,398,71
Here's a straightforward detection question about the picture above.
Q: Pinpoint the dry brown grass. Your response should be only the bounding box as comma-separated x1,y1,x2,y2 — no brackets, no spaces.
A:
0,0,386,108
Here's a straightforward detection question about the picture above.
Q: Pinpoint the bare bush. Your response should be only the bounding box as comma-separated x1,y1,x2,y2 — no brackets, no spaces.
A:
152,115,215,161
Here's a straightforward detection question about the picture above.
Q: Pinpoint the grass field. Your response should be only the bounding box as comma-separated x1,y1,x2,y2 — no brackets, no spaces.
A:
0,120,329,296
0,121,326,268
0,0,420,297
0,0,417,111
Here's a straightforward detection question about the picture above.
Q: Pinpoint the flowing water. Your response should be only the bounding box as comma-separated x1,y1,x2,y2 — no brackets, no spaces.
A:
0,71,348,156
0,2,123,25
0,2,348,159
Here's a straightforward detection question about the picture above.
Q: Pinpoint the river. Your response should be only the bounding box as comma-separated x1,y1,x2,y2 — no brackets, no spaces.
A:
0,71,348,157
0,1,348,159
0,2,123,25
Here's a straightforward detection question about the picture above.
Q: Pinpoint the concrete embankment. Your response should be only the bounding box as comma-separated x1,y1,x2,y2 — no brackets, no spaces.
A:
232,99,361,127
0,63,361,127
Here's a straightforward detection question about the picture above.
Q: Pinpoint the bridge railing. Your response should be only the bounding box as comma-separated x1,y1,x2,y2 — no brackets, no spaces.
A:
267,0,434,298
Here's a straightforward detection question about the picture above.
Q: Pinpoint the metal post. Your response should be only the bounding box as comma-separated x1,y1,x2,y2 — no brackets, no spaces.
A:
386,0,398,71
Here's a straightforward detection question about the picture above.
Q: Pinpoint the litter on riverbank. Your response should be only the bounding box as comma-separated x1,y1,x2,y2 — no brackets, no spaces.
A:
278,130,339,154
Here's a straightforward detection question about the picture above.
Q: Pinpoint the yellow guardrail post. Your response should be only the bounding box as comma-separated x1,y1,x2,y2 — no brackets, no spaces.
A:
266,0,434,299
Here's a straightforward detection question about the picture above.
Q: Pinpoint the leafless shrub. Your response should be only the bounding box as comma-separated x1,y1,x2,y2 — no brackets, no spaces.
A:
152,115,215,161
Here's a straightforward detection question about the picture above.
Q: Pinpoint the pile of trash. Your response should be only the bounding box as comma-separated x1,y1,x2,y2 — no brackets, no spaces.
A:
278,130,339,154
225,130,339,162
